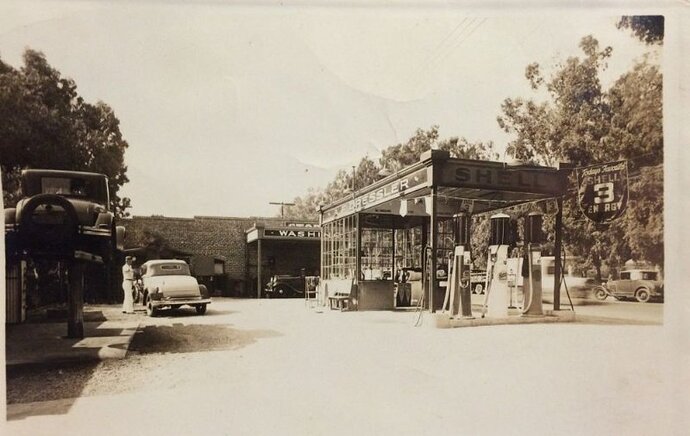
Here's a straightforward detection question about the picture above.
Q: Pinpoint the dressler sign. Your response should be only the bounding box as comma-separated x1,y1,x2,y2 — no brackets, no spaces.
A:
322,168,428,223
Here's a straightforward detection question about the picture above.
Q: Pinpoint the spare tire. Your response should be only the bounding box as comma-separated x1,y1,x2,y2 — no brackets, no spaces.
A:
18,194,79,251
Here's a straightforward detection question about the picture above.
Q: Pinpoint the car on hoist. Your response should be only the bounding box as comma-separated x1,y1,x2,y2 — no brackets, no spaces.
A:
4,169,121,261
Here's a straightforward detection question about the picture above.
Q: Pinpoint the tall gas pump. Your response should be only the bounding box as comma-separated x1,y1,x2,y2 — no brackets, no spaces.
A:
446,212,473,318
522,212,544,316
482,213,512,318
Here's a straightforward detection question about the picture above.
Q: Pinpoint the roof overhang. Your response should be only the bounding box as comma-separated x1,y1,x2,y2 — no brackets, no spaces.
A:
246,224,321,243
320,150,572,224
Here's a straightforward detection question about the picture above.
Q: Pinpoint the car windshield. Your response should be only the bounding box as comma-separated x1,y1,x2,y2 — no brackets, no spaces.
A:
41,177,96,199
148,263,191,277
641,271,657,280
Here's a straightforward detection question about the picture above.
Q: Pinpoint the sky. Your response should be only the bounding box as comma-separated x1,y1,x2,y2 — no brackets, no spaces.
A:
0,1,665,218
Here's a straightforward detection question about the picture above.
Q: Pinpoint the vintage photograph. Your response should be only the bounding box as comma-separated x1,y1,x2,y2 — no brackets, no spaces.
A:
1,1,687,435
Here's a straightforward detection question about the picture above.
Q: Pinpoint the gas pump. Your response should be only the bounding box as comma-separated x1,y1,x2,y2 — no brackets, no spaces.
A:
521,212,544,316
444,213,474,319
482,213,512,318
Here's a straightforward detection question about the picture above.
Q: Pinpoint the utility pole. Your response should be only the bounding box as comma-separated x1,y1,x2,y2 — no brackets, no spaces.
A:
269,202,295,218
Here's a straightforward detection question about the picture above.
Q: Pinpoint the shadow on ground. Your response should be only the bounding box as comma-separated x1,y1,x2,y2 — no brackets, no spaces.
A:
24,309,108,324
7,319,280,420
129,323,281,354
149,307,237,318
6,361,100,419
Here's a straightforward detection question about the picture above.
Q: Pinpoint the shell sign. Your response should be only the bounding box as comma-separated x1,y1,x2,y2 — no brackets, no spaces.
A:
577,160,629,223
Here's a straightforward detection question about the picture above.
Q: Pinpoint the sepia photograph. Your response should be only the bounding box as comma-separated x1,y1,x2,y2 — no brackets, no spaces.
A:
1,1,688,435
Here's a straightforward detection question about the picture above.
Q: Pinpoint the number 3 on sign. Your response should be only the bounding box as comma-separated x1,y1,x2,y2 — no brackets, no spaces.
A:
593,182,614,204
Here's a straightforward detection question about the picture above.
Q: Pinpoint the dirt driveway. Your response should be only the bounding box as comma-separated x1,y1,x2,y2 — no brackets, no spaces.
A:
5,298,688,435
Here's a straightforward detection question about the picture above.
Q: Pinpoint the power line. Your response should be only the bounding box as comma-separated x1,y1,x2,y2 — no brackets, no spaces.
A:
413,18,479,89
407,17,475,91
417,18,473,76
406,18,468,84
414,17,488,92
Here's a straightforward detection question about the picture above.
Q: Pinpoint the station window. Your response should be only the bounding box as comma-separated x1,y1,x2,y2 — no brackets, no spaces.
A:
360,228,393,280
394,227,423,270
426,218,455,272
321,215,356,280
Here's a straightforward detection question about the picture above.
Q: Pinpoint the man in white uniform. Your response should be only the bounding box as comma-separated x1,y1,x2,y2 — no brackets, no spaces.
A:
122,256,135,314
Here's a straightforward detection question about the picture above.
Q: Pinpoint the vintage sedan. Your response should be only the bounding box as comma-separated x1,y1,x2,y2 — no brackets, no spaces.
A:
4,169,120,261
264,274,305,298
141,259,211,316
598,269,663,303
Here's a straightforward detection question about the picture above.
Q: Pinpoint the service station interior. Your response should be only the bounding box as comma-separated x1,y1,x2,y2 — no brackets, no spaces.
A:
246,223,321,295
318,149,573,316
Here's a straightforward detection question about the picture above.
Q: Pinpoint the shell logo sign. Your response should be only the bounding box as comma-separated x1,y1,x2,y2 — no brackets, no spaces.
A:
577,160,629,223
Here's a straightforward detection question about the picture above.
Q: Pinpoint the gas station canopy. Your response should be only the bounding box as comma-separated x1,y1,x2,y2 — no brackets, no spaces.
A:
322,150,570,225
318,150,573,312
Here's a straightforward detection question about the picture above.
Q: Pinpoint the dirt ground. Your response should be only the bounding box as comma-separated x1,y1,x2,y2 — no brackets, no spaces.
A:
5,298,689,436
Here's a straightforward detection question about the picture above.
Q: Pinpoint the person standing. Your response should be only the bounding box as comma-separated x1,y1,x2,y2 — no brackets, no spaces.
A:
122,256,135,314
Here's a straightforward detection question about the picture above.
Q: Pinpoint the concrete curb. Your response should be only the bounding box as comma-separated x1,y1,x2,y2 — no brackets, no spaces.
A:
6,320,141,369
430,310,577,329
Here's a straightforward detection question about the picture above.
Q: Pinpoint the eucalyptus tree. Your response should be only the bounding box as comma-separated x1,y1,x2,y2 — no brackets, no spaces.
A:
496,32,663,274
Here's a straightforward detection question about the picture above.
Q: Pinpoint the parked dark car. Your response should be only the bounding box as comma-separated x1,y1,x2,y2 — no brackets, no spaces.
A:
264,274,310,298
4,169,120,260
596,269,663,303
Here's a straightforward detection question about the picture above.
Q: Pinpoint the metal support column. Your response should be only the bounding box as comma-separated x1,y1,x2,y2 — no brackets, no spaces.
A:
429,187,438,313
68,261,85,339
554,197,563,311
391,225,396,281
420,220,428,310
355,213,361,286
257,239,262,299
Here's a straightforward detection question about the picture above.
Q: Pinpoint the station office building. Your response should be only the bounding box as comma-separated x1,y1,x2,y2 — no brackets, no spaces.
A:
120,215,320,297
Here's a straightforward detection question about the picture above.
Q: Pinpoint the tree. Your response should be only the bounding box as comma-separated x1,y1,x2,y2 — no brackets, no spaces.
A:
623,166,663,267
0,49,131,216
379,127,441,173
497,33,664,273
606,59,663,169
497,36,614,167
617,16,664,45
284,126,497,220
380,126,498,173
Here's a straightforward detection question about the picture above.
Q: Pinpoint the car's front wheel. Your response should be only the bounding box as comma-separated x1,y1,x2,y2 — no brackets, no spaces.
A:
195,304,207,315
593,286,608,301
635,287,651,303
275,285,289,298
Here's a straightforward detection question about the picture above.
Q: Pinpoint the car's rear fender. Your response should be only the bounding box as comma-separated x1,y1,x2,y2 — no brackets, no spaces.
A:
4,208,16,225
